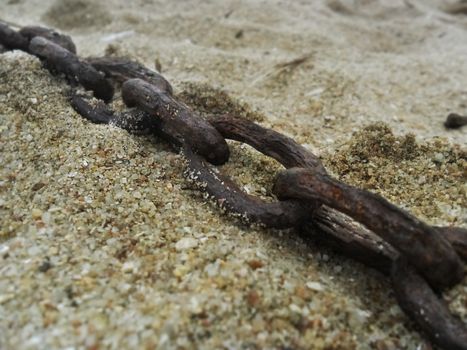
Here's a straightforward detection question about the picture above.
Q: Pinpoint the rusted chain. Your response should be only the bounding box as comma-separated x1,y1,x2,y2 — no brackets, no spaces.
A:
70,94,313,228
211,114,465,288
69,93,467,350
1,21,466,350
273,167,464,290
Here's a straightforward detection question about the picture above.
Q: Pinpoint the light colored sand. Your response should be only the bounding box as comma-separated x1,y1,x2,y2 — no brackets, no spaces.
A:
0,0,466,349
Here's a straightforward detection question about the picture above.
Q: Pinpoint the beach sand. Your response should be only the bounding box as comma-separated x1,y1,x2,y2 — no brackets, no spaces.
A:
0,0,466,349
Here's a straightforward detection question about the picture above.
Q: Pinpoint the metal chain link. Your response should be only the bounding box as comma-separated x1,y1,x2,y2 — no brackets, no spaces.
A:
1,22,466,350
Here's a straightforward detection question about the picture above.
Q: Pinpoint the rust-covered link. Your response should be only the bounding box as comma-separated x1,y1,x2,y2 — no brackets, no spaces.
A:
182,146,312,228
29,37,114,102
19,25,77,53
0,22,29,50
273,167,464,290
86,57,173,95
391,259,467,350
208,114,326,173
1,22,77,53
122,78,229,165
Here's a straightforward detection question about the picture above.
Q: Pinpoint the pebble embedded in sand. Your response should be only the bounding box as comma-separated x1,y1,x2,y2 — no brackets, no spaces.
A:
306,281,325,292
349,308,371,327
31,208,43,220
121,261,138,274
175,237,199,251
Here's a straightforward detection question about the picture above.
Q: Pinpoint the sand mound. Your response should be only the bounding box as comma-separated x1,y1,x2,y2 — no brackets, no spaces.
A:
42,0,111,30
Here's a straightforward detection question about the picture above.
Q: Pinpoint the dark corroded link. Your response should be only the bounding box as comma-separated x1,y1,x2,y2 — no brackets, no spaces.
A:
182,146,312,228
303,206,397,274
273,168,464,290
70,93,155,134
70,93,115,124
29,37,114,102
208,114,326,173
19,26,77,53
444,113,467,129
436,226,467,262
391,259,467,350
86,57,173,95
122,78,229,165
0,22,29,51
0,23,76,53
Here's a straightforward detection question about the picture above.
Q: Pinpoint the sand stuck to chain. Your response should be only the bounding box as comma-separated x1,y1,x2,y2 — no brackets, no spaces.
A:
1,0,466,349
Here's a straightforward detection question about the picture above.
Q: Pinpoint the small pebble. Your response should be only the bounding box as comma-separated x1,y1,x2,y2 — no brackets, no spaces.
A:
121,261,137,273
31,208,43,220
433,153,444,163
247,259,264,270
175,237,198,251
306,281,325,292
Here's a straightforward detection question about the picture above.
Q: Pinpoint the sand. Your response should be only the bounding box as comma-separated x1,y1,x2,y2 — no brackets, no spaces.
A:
0,0,466,349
